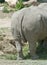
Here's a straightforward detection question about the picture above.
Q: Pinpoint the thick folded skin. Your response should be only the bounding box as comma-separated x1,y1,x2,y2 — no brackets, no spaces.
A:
11,5,47,59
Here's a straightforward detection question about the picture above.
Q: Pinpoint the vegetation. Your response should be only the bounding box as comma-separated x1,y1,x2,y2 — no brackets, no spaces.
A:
0,0,47,60
2,3,14,13
22,0,29,1
3,5,10,13
36,42,47,59
15,0,24,11
0,43,47,60
2,0,31,13
37,0,45,3
0,0,5,3
2,0,25,13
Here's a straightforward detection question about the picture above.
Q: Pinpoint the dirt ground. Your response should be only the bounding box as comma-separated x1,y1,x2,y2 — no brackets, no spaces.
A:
0,8,47,65
0,10,17,55
0,11,12,28
0,60,47,65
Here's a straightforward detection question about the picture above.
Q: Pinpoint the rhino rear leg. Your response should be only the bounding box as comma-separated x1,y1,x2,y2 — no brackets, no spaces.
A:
15,40,23,60
29,40,39,59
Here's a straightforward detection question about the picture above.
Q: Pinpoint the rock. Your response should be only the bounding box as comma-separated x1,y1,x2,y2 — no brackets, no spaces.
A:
0,51,4,55
0,28,16,54
23,0,38,6
0,6,4,11
0,38,16,54
2,34,16,54
5,0,18,7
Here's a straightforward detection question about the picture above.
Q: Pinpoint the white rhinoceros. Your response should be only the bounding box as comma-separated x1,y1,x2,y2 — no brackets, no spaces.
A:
11,5,47,59
38,3,47,10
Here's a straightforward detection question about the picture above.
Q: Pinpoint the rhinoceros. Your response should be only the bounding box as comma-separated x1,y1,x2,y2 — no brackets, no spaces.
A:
11,5,47,59
38,3,47,10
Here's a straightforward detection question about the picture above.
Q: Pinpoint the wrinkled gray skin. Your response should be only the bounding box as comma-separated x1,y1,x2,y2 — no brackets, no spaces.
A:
38,3,47,50
11,5,47,59
38,3,47,10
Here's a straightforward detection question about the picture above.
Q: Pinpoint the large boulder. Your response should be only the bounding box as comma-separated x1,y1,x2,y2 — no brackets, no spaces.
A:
23,0,38,6
0,51,4,55
0,33,16,54
0,27,16,54
5,0,18,7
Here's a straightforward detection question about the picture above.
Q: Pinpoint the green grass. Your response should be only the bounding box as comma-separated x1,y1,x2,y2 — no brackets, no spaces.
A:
15,0,24,11
0,54,17,60
2,3,14,13
0,43,47,60
2,0,25,13
0,28,47,60
0,44,29,60
2,0,31,13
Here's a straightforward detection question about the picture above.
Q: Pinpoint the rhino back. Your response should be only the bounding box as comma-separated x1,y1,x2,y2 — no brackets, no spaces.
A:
22,7,47,40
38,5,47,35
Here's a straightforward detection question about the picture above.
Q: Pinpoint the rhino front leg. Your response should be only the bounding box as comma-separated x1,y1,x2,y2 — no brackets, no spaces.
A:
15,40,23,60
29,40,39,59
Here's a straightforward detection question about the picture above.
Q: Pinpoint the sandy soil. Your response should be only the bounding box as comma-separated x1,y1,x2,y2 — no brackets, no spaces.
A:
0,9,47,65
0,10,12,28
0,18,11,28
0,60,47,65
